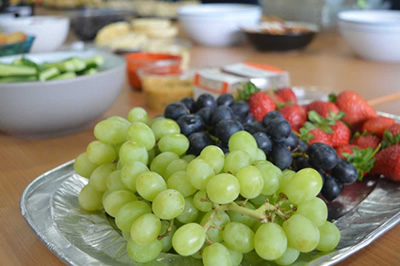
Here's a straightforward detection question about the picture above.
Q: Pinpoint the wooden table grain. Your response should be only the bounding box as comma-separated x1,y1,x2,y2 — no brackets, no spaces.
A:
1,32,400,266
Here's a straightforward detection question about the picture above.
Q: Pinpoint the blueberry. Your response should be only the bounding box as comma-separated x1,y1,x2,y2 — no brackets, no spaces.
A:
188,132,213,156
217,93,234,107
298,141,308,151
321,174,344,201
306,143,339,171
269,142,293,170
211,106,234,126
332,159,358,184
243,121,267,135
196,94,217,110
253,132,272,155
196,106,215,126
293,156,312,171
262,111,283,127
230,100,249,117
284,131,299,150
216,143,230,154
164,102,189,120
181,97,197,113
215,119,244,145
266,119,291,142
177,114,205,137
237,113,254,125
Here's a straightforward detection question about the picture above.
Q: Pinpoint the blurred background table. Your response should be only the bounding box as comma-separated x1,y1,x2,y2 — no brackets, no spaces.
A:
1,31,400,265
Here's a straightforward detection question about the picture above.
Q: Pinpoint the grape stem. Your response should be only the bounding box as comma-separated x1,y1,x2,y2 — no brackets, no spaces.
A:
157,219,174,240
291,152,308,158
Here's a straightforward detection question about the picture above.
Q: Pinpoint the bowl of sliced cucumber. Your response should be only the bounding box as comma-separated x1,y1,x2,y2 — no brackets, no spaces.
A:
0,51,126,137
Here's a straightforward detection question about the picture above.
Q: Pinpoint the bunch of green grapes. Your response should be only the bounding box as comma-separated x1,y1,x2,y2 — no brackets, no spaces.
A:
74,107,341,266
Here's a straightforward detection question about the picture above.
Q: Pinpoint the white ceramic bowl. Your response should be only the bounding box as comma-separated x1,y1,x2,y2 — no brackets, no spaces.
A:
338,10,400,63
178,4,262,47
0,16,70,53
0,51,126,137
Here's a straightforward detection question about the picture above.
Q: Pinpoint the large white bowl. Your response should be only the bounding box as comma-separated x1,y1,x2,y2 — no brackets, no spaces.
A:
338,10,400,63
0,51,126,137
0,16,69,53
178,4,262,47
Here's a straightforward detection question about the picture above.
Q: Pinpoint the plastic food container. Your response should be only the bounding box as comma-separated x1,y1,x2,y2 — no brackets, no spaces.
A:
125,52,181,90
138,61,194,112
0,35,35,56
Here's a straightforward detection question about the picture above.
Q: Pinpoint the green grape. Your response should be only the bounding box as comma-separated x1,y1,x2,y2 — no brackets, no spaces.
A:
152,189,185,220
254,160,282,196
223,222,255,253
119,141,148,166
187,158,215,191
253,148,266,162
89,163,116,192
200,211,230,243
107,116,131,126
203,243,232,266
151,118,180,140
223,243,243,266
149,116,165,127
115,201,151,232
131,213,161,245
254,223,287,260
282,168,323,204
224,151,251,175
120,161,148,192
159,220,177,252
74,152,98,178
277,169,296,195
79,184,103,211
103,190,137,217
127,239,162,263
296,197,328,227
282,214,320,252
113,143,123,160
249,194,268,208
102,189,112,205
274,247,300,265
227,201,256,228
200,145,225,174
165,159,188,180
236,165,264,199
94,119,129,145
136,171,167,201
228,131,258,161
252,221,263,232
127,107,149,124
158,133,189,156
193,190,212,212
122,230,131,241
86,140,116,165
147,146,158,165
243,251,265,264
172,223,206,256
126,122,155,150
316,221,340,252
181,154,196,163
206,174,240,204
167,171,197,197
106,170,128,191
177,197,199,224
150,152,179,177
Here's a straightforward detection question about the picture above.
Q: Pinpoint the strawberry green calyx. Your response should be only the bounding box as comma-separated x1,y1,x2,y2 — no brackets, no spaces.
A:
307,111,344,133
237,82,260,101
298,122,316,142
328,93,337,103
342,145,381,181
382,130,400,149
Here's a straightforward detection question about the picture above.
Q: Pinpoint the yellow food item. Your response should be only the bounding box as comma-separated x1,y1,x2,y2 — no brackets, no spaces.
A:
131,18,171,31
0,33,7,45
95,22,131,46
6,32,27,44
109,32,148,50
142,76,193,112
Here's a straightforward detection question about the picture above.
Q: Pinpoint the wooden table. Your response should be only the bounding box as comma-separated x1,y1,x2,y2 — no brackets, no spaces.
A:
1,32,400,266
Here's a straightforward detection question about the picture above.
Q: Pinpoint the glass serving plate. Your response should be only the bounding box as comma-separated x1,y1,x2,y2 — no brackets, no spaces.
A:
20,89,400,266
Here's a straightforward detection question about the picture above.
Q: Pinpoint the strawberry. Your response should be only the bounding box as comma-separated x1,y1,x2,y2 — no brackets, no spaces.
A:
334,91,377,125
353,135,381,150
381,124,400,149
371,145,400,181
279,104,307,132
300,124,332,146
330,121,351,147
249,92,276,122
336,144,357,159
306,101,339,118
362,116,395,138
387,123,400,136
275,88,297,105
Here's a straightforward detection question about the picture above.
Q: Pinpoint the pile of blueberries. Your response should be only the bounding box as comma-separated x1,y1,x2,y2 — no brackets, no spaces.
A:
164,93,358,201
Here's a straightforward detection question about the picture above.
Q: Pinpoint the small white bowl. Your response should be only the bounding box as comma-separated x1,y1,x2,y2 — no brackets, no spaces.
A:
178,4,262,47
0,51,125,137
0,16,70,53
338,10,400,63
